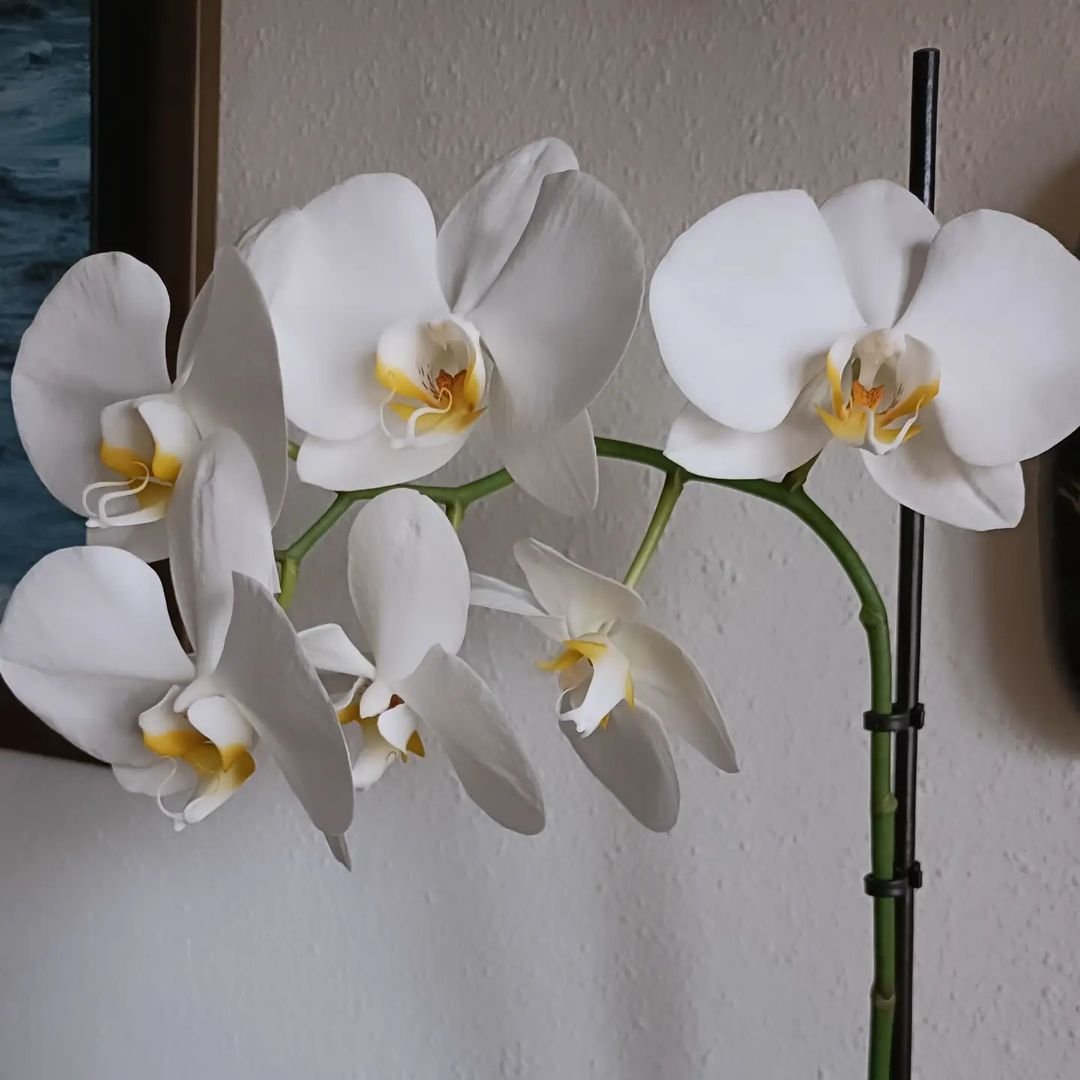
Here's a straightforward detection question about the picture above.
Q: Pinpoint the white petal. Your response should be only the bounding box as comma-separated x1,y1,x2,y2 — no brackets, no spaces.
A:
650,189,865,433
665,395,829,480
134,393,201,467
559,638,632,737
175,247,289,521
611,622,738,772
400,646,545,835
243,174,449,441
490,382,599,514
468,572,568,641
167,432,277,674
438,137,578,312
213,572,354,837
351,736,399,790
896,210,1080,467
376,702,420,753
513,538,645,638
12,252,172,513
297,624,375,679
0,547,193,765
470,170,644,435
186,694,255,758
85,519,169,562
820,180,940,328
113,759,197,799
862,418,1024,531
347,489,470,683
296,426,467,492
560,699,679,833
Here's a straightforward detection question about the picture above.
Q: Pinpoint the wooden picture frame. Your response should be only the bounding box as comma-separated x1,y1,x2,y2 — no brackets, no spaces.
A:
0,0,221,764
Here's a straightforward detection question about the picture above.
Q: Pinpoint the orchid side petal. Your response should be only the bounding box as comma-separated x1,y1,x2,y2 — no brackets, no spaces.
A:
400,646,545,835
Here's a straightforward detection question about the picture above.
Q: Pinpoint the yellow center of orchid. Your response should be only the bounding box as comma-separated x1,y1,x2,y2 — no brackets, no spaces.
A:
97,440,183,511
815,335,939,454
142,723,256,788
375,319,487,446
337,696,426,759
538,637,635,730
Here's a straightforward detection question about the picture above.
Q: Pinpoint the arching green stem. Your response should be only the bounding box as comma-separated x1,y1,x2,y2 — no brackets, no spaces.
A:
623,468,685,588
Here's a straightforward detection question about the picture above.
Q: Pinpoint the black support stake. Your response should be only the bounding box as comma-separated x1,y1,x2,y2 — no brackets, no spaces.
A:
892,46,939,1080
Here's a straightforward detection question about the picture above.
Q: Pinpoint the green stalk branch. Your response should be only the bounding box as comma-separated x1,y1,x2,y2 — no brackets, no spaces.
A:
275,434,895,1076
623,468,685,588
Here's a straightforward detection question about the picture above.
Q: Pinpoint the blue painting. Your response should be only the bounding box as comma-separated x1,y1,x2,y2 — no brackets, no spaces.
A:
0,1,90,611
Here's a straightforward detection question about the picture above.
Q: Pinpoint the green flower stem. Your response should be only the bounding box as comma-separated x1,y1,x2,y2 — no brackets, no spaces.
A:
275,435,896,1076
623,468,685,588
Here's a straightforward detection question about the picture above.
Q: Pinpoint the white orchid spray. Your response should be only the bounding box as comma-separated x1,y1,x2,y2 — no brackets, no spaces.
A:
470,539,736,831
12,247,287,561
298,489,545,836
650,179,1080,531
243,138,644,514
6,121,1080,1080
0,433,354,863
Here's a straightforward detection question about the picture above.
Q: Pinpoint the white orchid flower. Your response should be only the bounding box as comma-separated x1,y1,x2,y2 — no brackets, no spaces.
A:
650,179,1080,530
297,488,545,835
0,432,354,864
470,540,737,832
13,246,287,561
244,138,644,514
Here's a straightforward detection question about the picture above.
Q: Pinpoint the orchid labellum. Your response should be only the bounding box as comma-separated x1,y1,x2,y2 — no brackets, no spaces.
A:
470,540,737,831
0,433,353,863
298,488,545,835
243,138,645,514
13,247,287,561
650,179,1080,530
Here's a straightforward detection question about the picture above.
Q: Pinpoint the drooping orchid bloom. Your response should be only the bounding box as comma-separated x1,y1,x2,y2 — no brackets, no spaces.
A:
470,540,737,832
0,432,354,863
243,138,644,515
13,247,287,561
650,179,1080,530
297,488,545,835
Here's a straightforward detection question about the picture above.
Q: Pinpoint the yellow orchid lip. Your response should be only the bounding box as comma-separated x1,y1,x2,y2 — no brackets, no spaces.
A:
816,341,939,454
375,319,487,446
538,637,635,730
337,695,426,760
88,440,183,519
143,723,256,787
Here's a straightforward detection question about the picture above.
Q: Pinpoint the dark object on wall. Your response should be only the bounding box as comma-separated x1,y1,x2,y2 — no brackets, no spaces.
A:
0,0,221,764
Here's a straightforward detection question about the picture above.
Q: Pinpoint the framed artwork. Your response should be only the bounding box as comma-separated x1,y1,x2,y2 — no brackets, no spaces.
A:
0,0,221,762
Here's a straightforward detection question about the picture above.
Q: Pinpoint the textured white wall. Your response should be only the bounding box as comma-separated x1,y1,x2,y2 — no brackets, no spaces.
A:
4,1,1080,1077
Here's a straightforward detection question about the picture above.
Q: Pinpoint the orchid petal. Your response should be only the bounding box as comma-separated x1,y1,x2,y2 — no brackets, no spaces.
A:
821,180,940,329
438,137,578,312
296,426,467,492
470,170,644,435
650,189,865,433
85,519,169,562
376,702,420,754
895,209,1080,467
513,538,644,637
560,698,679,833
186,695,255,762
167,432,277,675
351,734,399,790
611,622,737,772
213,572,354,840
0,547,193,765
175,247,289,521
243,174,449,441
468,572,569,641
861,418,1024,530
347,489,469,684
400,646,545,835
297,624,375,679
490,379,599,514
665,394,829,480
12,252,171,514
